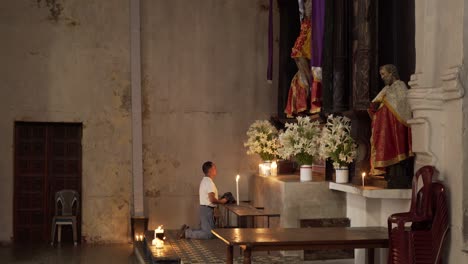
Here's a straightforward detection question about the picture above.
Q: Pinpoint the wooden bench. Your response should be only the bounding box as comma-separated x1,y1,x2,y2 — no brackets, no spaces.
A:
212,227,389,264
221,203,280,228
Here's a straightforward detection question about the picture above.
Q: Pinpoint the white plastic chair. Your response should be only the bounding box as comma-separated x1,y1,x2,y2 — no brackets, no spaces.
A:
50,189,80,246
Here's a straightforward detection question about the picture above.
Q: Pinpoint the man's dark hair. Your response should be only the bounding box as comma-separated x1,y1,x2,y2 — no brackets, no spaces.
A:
202,161,214,175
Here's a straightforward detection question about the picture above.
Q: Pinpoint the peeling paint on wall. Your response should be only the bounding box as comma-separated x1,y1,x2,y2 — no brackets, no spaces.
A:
35,0,64,21
145,188,161,198
142,74,151,121
119,85,132,113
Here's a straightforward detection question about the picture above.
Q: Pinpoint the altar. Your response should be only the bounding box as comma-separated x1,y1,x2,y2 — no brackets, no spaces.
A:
249,173,347,259
329,182,412,264
250,173,346,228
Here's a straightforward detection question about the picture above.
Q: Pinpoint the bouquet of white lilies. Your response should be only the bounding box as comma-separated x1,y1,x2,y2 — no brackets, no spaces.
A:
277,116,321,166
319,115,357,169
244,120,279,161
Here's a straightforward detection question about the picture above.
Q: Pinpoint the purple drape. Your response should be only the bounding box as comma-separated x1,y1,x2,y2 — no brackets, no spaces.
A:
267,0,273,81
310,0,325,67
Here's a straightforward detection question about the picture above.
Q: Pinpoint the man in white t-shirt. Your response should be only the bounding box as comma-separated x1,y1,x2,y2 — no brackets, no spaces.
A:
179,161,227,239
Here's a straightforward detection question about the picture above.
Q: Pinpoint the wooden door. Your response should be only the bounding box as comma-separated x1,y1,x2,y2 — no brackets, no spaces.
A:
14,122,82,243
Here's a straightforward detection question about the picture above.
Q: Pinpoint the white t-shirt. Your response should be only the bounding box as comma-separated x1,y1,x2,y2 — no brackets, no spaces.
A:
199,176,218,207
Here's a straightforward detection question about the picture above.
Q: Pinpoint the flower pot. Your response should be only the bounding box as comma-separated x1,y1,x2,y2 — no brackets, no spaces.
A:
300,165,313,182
335,168,349,183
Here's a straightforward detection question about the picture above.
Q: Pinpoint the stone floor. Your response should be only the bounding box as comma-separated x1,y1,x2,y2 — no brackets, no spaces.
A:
0,243,137,264
0,230,354,264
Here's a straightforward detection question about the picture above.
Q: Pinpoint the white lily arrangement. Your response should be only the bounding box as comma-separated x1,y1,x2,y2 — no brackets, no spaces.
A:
278,116,321,166
319,115,357,169
244,120,280,161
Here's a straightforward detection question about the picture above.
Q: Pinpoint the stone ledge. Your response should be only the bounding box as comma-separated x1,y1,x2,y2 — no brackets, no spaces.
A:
329,182,412,199
258,173,326,183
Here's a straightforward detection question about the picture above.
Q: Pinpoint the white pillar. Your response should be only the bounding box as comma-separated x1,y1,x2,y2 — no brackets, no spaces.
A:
130,0,144,217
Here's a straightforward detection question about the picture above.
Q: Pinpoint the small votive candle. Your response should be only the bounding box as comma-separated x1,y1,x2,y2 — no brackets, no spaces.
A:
152,238,164,248
271,161,277,176
261,163,271,176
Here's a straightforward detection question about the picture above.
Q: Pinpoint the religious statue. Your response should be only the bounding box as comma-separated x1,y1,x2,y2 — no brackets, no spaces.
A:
284,0,313,118
368,64,413,188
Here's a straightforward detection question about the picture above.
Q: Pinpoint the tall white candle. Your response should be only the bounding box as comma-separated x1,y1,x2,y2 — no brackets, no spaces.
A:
236,174,240,205
362,172,366,187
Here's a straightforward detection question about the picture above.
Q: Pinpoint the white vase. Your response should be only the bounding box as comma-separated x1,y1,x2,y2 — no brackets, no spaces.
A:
335,167,349,183
300,165,313,182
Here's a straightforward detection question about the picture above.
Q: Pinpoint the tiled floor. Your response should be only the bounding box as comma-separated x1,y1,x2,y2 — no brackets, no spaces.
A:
136,230,354,264
0,230,354,264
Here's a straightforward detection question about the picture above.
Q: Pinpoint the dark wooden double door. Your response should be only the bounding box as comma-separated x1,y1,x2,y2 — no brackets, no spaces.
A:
14,122,82,243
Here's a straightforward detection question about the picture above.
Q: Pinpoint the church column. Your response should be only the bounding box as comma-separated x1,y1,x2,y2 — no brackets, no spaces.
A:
407,0,467,261
130,0,147,240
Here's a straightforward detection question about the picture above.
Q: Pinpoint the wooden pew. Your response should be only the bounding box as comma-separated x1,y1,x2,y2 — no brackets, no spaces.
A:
212,227,388,264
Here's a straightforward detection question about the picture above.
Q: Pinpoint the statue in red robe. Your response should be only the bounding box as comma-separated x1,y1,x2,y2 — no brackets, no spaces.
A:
368,64,413,177
284,0,312,118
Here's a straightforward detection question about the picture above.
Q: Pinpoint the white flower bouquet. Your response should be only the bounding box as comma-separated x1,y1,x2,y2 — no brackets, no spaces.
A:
278,116,321,166
244,120,279,161
319,115,357,169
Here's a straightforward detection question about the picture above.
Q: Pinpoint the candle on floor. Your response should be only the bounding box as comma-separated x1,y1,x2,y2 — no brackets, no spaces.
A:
236,174,240,205
362,172,366,187
154,225,164,240
152,237,164,248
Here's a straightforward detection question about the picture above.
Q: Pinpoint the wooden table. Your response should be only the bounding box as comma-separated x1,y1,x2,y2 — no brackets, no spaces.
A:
221,203,280,228
212,227,389,264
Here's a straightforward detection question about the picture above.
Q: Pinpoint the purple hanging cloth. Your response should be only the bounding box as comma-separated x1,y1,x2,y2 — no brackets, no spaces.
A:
267,0,273,81
309,0,325,114
310,0,325,67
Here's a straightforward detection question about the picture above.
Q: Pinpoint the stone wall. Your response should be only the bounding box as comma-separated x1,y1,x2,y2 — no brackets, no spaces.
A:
140,0,276,230
0,0,132,243
0,0,277,242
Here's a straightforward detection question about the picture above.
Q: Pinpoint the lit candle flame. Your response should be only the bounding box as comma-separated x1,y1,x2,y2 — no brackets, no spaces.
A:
236,174,240,182
271,161,277,168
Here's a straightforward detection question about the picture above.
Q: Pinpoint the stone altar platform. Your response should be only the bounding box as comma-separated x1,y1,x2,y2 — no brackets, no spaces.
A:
249,173,347,228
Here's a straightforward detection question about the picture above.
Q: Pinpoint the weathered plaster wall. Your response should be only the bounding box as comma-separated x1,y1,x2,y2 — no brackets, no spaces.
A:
141,0,277,229
408,0,468,262
0,0,132,243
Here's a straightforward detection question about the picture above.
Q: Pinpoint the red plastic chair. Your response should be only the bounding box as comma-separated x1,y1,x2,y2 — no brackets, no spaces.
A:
387,166,449,264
